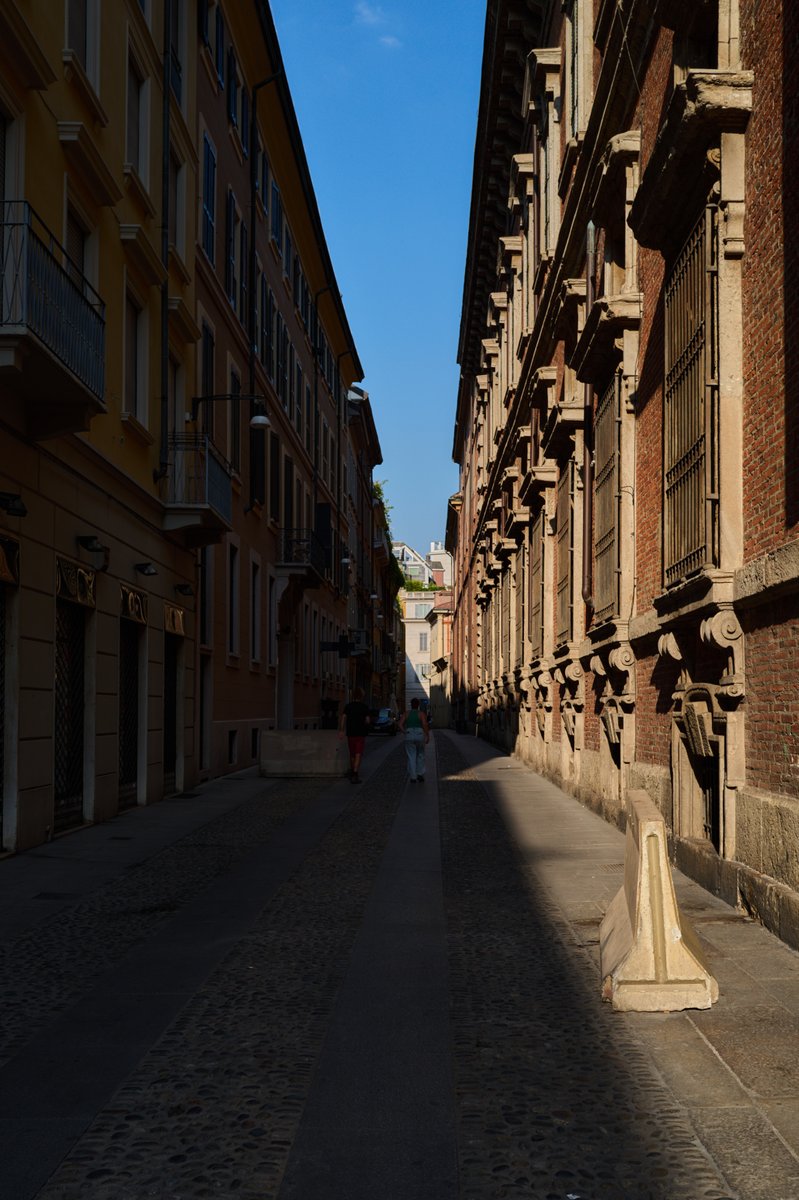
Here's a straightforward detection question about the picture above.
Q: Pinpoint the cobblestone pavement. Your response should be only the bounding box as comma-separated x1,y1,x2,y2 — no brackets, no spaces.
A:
0,780,326,1069
436,735,734,1200
4,736,798,1198
32,750,408,1200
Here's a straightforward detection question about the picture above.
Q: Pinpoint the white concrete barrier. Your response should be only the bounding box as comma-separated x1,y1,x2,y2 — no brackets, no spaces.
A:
599,789,719,1012
259,730,345,778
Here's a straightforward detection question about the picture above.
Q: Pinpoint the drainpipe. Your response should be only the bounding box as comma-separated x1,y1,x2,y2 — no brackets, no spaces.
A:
248,70,283,507
336,348,354,588
581,220,596,615
156,0,172,482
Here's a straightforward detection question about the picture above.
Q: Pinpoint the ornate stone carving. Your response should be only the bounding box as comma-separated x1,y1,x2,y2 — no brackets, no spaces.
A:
165,603,185,637
658,631,683,662
121,584,148,625
56,557,95,608
0,536,20,585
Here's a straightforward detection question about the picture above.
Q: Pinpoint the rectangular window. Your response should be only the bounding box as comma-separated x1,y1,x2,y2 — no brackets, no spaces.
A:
215,7,224,83
202,134,216,262
228,541,239,656
664,204,720,587
126,56,143,173
239,220,248,324
229,366,241,472
419,631,428,652
268,576,276,665
260,150,269,217
304,384,312,453
168,146,185,257
280,323,289,409
125,292,146,422
529,509,544,660
269,432,280,522
241,89,249,156
66,207,87,291
170,0,182,103
199,547,212,646
250,560,261,663
226,48,238,125
284,227,292,279
225,190,235,303
594,375,622,622
261,281,274,378
68,0,88,68
556,460,574,646
200,321,214,431
198,0,209,45
270,181,282,247
295,363,303,433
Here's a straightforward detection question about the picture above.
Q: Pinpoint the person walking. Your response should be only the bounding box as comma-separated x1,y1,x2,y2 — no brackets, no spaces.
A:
399,697,429,783
338,687,371,783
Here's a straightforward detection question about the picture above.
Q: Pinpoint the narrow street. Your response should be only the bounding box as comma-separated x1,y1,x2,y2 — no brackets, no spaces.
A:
2,734,799,1200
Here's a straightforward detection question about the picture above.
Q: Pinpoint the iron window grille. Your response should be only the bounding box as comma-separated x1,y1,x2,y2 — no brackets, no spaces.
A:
529,508,545,660
664,203,720,587
556,459,574,647
594,373,622,623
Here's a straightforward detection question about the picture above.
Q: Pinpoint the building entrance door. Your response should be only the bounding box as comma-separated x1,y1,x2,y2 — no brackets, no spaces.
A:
118,618,139,808
163,632,178,794
54,598,85,833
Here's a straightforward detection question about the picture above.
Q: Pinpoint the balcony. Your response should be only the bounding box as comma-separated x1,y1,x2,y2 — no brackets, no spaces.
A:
0,202,106,438
278,528,326,581
161,434,233,545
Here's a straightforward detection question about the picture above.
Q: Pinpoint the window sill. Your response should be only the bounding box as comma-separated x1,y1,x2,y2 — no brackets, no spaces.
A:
227,123,245,167
62,50,108,126
123,165,156,219
169,245,191,285
121,412,154,446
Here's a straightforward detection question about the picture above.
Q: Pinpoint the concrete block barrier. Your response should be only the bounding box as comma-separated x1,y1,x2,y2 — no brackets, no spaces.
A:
259,730,345,777
599,789,719,1012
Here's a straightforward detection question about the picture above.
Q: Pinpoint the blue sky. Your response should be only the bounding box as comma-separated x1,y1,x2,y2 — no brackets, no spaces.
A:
270,0,486,557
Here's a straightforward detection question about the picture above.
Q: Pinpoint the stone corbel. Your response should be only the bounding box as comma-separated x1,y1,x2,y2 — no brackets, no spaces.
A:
657,631,682,662
571,293,642,384
700,608,745,703
721,198,745,259
556,278,587,337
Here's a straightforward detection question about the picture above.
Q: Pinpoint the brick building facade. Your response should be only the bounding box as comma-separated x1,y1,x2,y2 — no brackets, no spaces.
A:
449,0,799,946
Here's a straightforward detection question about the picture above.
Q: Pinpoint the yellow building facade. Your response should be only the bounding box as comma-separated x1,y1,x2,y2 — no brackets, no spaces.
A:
0,1,203,851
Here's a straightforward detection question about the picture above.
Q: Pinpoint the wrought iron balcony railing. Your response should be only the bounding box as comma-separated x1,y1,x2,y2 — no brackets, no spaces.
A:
279,528,325,576
1,201,105,400
161,434,233,527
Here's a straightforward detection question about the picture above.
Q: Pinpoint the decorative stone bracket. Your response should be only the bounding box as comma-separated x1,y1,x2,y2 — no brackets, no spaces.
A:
590,642,636,762
700,608,745,704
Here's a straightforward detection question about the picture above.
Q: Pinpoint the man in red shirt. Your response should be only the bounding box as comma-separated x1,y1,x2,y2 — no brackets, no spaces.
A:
338,687,371,783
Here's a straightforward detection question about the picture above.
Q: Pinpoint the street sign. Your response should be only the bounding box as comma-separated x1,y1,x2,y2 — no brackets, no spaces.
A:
319,635,353,658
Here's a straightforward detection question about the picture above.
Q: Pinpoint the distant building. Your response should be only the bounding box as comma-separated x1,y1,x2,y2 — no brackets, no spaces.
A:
427,590,454,728
426,541,453,588
398,587,435,707
393,542,434,586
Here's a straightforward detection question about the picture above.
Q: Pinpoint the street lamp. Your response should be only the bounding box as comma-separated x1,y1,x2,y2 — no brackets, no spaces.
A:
189,394,270,429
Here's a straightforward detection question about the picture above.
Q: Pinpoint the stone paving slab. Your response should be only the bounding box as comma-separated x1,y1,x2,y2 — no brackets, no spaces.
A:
444,731,799,1198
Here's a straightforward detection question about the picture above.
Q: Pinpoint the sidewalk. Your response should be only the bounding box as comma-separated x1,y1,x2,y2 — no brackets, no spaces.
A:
443,732,799,1200
0,731,798,1199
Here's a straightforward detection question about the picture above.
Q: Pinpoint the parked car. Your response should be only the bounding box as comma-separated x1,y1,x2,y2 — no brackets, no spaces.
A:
370,707,399,736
